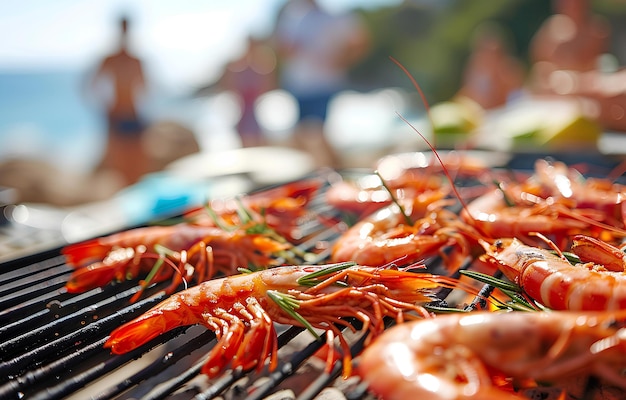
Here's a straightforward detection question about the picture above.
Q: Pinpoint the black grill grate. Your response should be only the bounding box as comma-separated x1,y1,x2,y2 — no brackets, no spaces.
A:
0,171,490,400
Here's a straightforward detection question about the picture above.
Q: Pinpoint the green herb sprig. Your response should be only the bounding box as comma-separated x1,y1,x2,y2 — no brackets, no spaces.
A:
460,270,543,312
296,262,356,287
375,170,413,226
267,290,320,339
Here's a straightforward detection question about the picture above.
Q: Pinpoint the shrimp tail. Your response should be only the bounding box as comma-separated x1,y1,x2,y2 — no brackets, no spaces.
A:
106,289,280,378
65,262,120,293
62,239,110,267
105,296,197,354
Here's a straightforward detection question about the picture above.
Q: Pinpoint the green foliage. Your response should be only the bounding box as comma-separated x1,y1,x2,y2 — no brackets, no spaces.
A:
351,1,552,103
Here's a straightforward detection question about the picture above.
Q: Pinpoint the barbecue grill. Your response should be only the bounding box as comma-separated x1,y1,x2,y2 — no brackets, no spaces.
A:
0,164,592,400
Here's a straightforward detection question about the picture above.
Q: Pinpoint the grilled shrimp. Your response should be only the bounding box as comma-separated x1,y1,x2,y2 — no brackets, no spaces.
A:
331,196,479,272
184,177,323,241
358,310,626,400
461,160,626,248
460,187,591,247
105,262,463,378
325,151,489,217
63,223,291,298
534,159,626,227
480,236,626,310
64,178,322,296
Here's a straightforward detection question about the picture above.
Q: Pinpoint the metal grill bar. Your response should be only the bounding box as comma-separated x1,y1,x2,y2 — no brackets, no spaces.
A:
0,171,493,400
92,329,216,400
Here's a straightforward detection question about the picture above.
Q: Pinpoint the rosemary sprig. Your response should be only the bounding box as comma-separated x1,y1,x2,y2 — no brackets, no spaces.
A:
267,290,320,339
460,270,520,292
296,262,356,287
137,252,166,287
130,244,179,302
549,250,580,265
204,198,312,265
234,196,255,225
135,243,177,287
496,288,539,311
203,203,234,232
153,243,179,258
461,270,546,311
423,304,470,314
375,170,413,226
493,179,514,207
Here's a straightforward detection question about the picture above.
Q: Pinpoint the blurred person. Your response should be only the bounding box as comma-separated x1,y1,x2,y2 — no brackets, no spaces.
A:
529,0,610,94
0,16,203,208
456,23,526,110
213,36,277,147
573,67,626,132
90,15,148,185
273,0,371,168
0,120,200,207
528,0,626,131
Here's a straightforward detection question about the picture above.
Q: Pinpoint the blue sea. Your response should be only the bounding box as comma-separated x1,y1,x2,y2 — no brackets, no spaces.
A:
0,70,103,171
0,69,217,173
0,68,411,177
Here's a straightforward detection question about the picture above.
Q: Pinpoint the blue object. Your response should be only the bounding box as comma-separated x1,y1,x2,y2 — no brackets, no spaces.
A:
115,172,211,225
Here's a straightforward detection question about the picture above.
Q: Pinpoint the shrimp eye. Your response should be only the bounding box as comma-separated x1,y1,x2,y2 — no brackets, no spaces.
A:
494,239,504,249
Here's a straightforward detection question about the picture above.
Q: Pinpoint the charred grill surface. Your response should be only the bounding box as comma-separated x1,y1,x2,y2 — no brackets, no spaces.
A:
0,170,495,400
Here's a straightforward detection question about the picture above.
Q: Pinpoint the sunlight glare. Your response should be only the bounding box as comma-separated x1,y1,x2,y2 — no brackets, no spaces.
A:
256,90,298,132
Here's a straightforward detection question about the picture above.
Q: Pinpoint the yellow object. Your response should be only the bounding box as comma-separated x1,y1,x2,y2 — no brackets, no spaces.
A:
504,100,601,151
430,100,482,135
539,113,601,148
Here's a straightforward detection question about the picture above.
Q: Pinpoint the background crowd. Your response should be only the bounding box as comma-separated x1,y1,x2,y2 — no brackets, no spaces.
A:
1,0,626,207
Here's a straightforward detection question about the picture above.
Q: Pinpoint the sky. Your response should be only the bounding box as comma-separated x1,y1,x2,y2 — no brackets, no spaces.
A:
0,0,401,92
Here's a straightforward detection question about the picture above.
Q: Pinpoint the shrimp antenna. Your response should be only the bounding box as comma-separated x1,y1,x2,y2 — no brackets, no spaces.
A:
608,159,626,182
389,57,474,221
395,112,473,220
389,56,434,140
530,232,568,261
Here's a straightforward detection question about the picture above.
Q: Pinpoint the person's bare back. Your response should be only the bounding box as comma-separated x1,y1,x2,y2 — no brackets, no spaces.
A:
99,50,144,120
91,16,148,185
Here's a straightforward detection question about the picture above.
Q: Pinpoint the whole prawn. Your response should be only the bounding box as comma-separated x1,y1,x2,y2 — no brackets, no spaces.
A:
331,194,479,272
358,310,626,400
64,223,292,298
63,178,323,296
480,235,626,311
325,173,447,218
105,262,465,378
184,177,324,241
325,151,490,218
533,159,626,226
461,159,626,248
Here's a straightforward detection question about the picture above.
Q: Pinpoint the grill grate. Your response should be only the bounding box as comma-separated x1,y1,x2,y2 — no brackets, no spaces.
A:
0,170,490,400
